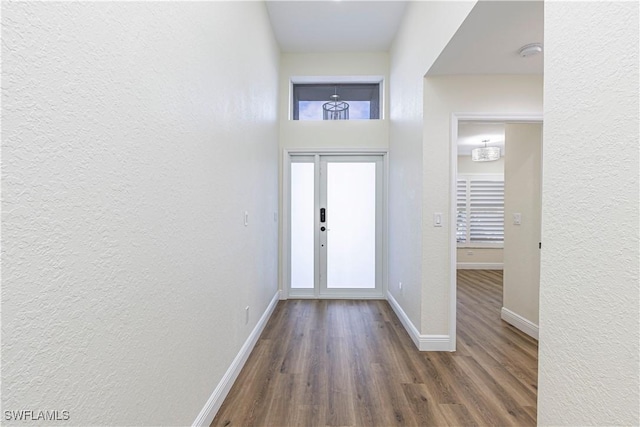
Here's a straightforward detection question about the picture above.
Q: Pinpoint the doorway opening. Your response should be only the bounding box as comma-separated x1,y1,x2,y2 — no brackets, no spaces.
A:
450,114,543,348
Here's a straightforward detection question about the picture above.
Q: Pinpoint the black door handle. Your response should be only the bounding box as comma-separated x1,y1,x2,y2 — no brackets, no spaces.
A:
320,208,326,222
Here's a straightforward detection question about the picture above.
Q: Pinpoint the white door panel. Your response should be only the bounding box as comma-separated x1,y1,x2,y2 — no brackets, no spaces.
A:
289,154,384,298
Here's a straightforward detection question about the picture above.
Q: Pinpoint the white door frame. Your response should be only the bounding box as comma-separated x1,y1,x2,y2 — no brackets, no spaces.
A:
282,148,388,300
449,113,543,350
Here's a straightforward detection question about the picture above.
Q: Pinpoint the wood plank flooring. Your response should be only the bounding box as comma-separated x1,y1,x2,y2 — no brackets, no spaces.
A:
212,270,538,426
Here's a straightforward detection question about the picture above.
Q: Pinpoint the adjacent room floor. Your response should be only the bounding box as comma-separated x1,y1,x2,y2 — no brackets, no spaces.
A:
212,270,538,426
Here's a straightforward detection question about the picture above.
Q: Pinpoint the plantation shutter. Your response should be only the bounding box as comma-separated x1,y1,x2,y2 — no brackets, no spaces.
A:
469,180,504,243
456,179,468,243
457,175,504,246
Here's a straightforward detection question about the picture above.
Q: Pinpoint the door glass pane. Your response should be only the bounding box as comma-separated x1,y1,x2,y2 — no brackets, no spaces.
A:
326,162,376,288
291,163,315,289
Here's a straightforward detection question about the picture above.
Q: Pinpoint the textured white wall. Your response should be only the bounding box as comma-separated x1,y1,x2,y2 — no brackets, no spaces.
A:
422,75,542,334
388,1,476,331
503,123,542,325
2,2,279,425
538,2,639,425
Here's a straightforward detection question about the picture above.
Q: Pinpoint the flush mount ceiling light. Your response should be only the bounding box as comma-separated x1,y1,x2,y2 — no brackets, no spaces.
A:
472,140,501,162
323,86,349,120
518,43,543,57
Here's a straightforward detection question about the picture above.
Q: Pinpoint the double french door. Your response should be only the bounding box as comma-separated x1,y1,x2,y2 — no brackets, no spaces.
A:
288,154,384,298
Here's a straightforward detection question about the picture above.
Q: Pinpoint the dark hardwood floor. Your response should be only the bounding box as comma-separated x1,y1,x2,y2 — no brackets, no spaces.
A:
212,270,538,426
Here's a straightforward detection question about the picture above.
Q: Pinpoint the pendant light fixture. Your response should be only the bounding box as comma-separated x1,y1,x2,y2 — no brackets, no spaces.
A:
472,139,501,162
323,86,349,120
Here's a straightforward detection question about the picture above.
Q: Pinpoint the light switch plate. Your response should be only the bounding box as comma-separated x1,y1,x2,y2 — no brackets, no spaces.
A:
513,213,522,225
434,212,443,227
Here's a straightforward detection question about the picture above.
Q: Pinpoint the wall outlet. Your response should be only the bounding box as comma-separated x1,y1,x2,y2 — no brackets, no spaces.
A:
245,306,249,324
244,211,249,226
399,281,402,290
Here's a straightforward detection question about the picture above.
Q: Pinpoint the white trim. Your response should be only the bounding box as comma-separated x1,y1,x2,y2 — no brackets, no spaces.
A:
449,113,544,354
387,292,453,352
382,152,389,297
313,154,320,298
290,75,384,84
501,307,539,340
281,149,291,300
456,263,503,270
192,292,280,427
286,148,389,155
449,116,459,351
452,113,544,123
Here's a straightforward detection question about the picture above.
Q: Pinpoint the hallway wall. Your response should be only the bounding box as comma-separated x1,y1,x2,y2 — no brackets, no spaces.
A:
388,0,477,335
503,123,543,328
422,75,543,336
538,1,639,424
278,52,390,150
1,2,280,425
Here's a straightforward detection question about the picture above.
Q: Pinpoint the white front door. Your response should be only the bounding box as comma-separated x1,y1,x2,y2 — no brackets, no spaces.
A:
289,154,384,298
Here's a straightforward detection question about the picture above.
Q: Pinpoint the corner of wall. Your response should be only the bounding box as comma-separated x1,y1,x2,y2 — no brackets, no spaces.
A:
387,292,453,352
388,0,476,341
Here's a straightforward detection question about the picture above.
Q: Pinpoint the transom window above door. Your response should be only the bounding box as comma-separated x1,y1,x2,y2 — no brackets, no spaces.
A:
292,83,381,120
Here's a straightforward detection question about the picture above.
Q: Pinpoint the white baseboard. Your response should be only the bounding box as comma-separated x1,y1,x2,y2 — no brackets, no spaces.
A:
192,291,280,427
386,292,453,352
501,307,539,340
457,262,503,270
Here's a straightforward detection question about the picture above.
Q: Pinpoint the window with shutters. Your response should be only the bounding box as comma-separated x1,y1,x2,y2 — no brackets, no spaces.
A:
456,174,504,247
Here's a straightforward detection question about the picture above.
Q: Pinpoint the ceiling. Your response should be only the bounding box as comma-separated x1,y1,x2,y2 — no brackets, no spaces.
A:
458,122,505,156
428,1,543,75
265,1,543,72
265,1,542,153
265,1,407,53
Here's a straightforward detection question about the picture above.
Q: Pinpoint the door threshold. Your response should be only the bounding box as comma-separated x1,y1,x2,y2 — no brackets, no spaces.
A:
286,294,385,300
